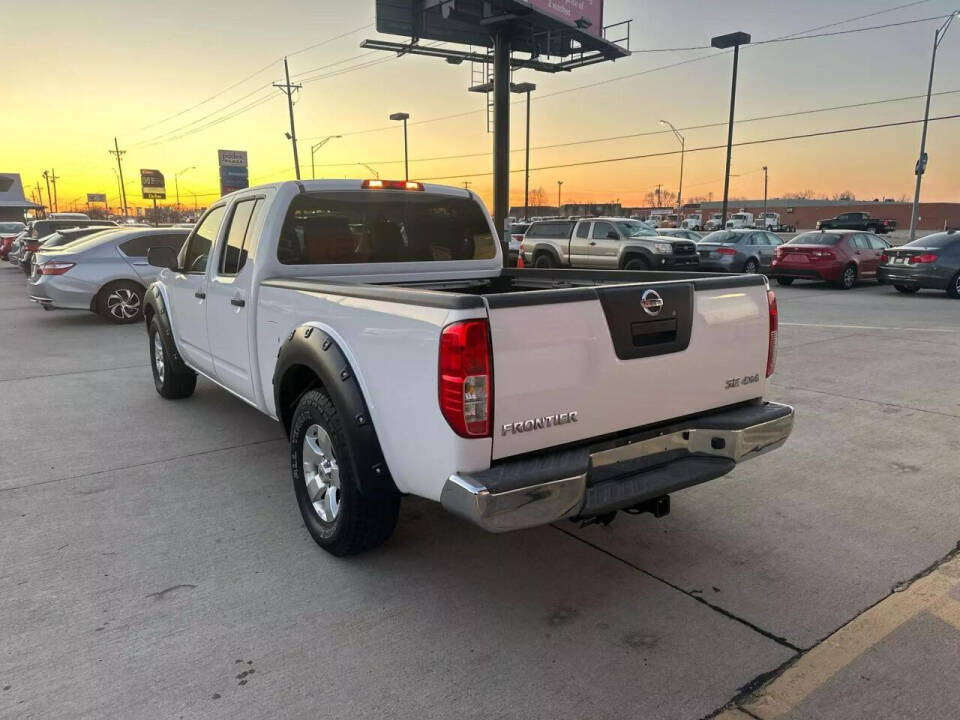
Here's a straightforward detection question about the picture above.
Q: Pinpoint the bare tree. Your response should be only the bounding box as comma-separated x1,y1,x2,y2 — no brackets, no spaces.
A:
832,190,856,202
528,186,547,207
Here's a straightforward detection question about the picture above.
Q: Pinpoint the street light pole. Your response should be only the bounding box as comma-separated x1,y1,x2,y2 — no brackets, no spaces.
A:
557,180,563,212
711,32,751,229
762,166,769,228
512,82,537,221
660,120,685,215
310,135,341,179
909,11,958,242
175,166,196,211
389,113,410,180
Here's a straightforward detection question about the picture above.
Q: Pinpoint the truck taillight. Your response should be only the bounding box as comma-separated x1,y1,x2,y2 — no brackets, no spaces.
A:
908,253,938,264
439,320,492,438
767,290,778,378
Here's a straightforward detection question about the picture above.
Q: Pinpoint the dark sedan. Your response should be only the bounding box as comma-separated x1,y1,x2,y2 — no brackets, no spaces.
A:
696,229,783,274
877,230,960,298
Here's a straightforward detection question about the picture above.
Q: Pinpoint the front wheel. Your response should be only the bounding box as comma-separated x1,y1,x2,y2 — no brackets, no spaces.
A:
894,285,919,295
149,319,196,399
98,281,145,324
775,277,794,286
623,257,651,271
291,389,400,556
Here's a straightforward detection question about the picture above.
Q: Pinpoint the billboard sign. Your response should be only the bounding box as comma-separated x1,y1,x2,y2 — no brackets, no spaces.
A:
140,169,166,200
521,0,603,36
218,149,248,168
86,193,107,203
218,149,249,196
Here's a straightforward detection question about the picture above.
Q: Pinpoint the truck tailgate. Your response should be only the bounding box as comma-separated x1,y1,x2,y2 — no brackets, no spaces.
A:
486,278,772,460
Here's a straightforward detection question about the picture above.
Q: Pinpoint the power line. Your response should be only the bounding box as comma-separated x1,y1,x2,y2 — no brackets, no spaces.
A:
413,114,960,181
305,89,960,168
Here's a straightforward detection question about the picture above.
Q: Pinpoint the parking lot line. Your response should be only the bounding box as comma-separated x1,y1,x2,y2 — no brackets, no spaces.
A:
781,322,958,333
740,554,960,719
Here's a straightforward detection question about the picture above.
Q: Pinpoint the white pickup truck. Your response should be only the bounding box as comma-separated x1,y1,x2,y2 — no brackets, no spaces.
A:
144,179,794,556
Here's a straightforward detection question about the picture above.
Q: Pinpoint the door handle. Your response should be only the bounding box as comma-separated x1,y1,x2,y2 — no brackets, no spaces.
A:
194,291,206,299
231,298,246,307
588,241,597,246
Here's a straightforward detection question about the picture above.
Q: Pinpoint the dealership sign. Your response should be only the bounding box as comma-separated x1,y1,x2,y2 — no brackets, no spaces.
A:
140,169,166,200
521,0,603,35
86,193,107,203
218,149,249,196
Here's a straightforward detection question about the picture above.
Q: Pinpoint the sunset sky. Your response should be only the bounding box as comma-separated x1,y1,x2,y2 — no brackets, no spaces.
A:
4,0,959,213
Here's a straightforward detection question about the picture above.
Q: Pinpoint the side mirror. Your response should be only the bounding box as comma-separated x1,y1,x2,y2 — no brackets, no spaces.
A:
607,231,620,239
148,245,179,271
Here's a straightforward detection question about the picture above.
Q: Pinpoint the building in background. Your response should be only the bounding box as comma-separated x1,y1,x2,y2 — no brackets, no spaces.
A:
0,173,44,221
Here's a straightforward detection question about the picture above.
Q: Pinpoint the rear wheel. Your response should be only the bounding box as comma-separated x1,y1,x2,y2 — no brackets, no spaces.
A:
149,319,196,399
743,258,760,274
623,257,651,271
291,389,400,556
894,285,919,295
775,277,794,286
948,272,960,299
97,281,145,324
834,264,857,290
533,253,556,269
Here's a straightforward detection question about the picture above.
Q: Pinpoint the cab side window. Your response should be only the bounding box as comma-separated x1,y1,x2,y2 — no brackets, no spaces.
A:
219,198,263,276
182,206,226,274
592,222,615,240
575,222,591,239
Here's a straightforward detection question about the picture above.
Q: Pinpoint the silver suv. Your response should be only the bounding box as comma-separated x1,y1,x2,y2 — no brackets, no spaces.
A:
28,228,189,323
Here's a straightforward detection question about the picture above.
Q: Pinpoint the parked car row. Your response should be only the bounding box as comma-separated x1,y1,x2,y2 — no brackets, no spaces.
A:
511,218,959,298
5,223,190,322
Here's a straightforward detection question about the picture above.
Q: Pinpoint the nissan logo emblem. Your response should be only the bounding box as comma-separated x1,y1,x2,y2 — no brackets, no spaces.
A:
641,289,664,316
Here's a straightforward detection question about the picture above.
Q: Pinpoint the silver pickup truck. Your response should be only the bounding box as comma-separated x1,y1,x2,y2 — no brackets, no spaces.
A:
518,217,700,270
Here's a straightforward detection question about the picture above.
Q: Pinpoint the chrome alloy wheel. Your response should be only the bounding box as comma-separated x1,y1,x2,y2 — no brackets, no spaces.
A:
303,424,341,522
153,332,165,383
107,288,141,320
842,266,857,289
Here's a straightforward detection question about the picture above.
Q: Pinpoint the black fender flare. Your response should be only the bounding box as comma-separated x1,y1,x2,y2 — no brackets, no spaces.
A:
532,244,565,267
273,325,397,499
619,249,654,269
143,285,192,375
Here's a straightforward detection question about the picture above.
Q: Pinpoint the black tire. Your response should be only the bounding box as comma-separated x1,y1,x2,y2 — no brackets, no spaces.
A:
894,285,920,295
291,389,400,556
743,258,760,274
148,319,196,399
623,256,651,271
533,253,556,269
775,277,795,286
948,272,960,299
97,280,145,324
833,264,857,290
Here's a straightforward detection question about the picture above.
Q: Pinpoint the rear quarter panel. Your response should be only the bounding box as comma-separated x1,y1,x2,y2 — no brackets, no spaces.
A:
256,285,493,500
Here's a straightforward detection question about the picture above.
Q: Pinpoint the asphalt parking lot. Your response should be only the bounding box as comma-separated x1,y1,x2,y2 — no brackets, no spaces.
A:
2,265,958,719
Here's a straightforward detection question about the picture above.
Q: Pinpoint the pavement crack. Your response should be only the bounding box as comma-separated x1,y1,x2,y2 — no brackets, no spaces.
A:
771,382,960,419
552,524,803,653
0,437,286,494
0,363,147,385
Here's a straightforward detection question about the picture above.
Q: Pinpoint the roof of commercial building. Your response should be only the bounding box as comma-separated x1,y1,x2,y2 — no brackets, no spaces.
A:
0,173,42,209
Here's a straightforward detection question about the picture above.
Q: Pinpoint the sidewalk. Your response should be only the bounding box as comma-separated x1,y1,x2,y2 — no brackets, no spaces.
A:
718,549,960,719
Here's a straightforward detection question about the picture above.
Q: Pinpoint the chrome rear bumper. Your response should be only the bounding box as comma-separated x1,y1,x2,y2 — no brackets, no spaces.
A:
441,402,794,533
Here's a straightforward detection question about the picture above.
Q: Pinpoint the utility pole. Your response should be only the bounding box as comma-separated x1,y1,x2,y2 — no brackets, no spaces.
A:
655,184,662,208
42,172,53,215
762,166,769,228
50,169,60,213
909,11,958,242
660,120,685,216
274,57,303,180
557,180,563,212
110,137,129,218
463,181,472,189
175,166,196,211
